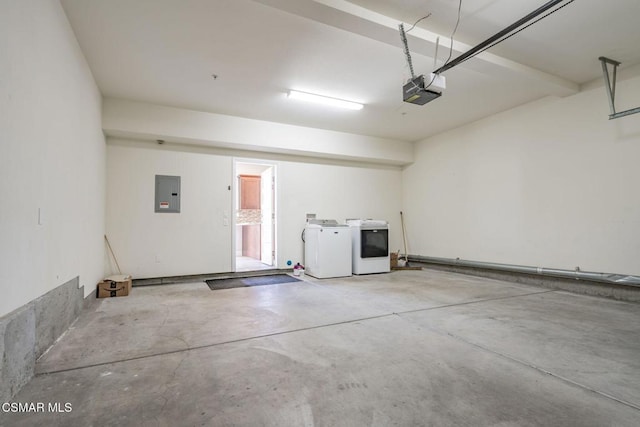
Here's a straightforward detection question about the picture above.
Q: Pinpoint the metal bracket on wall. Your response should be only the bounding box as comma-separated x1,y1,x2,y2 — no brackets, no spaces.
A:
599,56,640,120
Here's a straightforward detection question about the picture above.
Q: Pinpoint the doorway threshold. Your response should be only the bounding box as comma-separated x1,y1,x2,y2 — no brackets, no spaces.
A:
236,256,275,273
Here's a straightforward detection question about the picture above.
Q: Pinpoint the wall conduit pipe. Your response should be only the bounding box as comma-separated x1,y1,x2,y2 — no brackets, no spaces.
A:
409,255,640,287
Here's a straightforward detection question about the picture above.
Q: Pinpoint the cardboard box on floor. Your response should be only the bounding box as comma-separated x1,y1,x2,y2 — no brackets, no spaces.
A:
390,252,399,268
97,274,132,298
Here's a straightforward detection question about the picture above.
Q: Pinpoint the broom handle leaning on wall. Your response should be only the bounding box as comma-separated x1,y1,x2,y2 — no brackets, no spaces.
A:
104,234,122,275
400,211,408,259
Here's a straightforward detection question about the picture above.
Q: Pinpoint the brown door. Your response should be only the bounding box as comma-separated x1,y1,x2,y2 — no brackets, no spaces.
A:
239,175,261,259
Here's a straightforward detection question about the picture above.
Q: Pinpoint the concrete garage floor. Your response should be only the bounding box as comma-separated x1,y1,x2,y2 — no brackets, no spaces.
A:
4,269,640,426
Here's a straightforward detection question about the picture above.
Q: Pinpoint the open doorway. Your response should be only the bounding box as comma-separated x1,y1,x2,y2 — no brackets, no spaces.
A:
233,160,277,272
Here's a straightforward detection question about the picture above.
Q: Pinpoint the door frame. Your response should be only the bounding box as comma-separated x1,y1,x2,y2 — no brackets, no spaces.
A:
231,158,278,272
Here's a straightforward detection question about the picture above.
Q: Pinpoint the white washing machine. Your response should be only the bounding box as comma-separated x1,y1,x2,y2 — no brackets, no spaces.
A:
304,220,352,279
347,219,390,275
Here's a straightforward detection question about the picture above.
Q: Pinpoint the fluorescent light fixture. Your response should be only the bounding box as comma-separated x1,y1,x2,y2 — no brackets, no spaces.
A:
287,90,363,110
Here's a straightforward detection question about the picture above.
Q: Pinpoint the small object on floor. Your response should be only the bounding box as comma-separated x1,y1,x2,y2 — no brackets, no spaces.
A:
206,274,301,291
97,274,133,298
293,263,305,277
391,266,423,271
390,251,399,268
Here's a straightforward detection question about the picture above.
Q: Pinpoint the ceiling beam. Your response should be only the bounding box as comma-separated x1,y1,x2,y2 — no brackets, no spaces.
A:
102,99,414,166
253,0,579,96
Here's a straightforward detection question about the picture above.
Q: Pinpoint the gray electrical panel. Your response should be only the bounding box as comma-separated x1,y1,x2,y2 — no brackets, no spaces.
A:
155,175,181,213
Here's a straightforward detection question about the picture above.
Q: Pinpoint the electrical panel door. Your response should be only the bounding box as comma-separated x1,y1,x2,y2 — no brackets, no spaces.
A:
155,175,181,213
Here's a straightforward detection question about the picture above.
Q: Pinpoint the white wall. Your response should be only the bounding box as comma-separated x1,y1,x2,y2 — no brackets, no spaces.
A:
403,74,640,276
0,0,105,316
106,140,403,278
277,159,403,267
106,143,233,278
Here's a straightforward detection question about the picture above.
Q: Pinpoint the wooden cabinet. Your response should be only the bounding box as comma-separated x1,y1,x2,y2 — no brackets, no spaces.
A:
239,175,261,259
242,224,261,259
239,175,261,209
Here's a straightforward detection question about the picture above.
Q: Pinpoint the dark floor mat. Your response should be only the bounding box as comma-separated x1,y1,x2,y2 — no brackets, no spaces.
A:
206,274,301,290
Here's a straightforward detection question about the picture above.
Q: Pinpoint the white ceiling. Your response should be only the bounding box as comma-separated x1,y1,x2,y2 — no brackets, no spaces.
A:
60,0,640,142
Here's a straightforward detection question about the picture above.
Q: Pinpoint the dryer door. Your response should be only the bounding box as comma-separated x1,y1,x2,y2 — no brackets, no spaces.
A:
360,229,388,258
